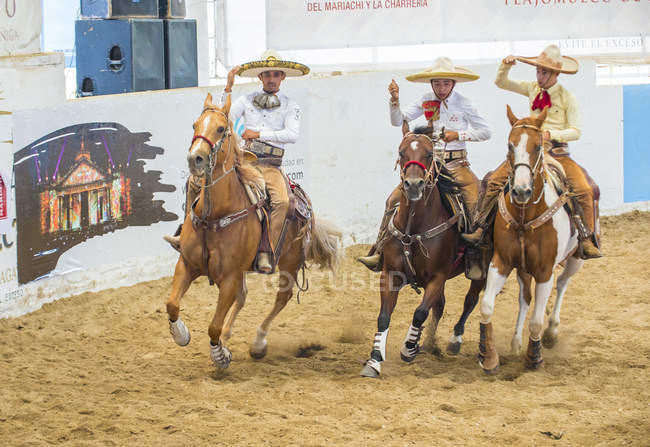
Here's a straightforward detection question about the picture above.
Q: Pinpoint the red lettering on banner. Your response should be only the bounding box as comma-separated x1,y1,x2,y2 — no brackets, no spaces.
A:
503,0,646,6
383,0,428,8
307,2,322,11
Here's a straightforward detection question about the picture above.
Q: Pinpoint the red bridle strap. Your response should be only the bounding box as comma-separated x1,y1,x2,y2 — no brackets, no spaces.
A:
403,160,427,172
192,134,215,148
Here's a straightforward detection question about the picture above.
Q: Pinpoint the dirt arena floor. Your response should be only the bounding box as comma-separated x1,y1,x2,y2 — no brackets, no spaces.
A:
1,212,649,446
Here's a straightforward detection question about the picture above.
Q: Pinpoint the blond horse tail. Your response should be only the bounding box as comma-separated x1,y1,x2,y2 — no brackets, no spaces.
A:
304,216,342,271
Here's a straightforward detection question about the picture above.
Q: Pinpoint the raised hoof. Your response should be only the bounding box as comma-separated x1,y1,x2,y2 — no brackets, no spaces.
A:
446,341,462,356
542,330,558,349
168,318,191,346
360,363,381,378
249,344,268,359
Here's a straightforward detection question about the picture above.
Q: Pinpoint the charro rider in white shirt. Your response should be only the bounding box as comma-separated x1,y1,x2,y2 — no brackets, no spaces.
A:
358,56,492,276
165,50,309,273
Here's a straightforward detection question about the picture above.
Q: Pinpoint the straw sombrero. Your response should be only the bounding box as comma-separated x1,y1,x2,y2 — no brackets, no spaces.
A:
516,45,578,75
237,50,310,78
406,57,480,83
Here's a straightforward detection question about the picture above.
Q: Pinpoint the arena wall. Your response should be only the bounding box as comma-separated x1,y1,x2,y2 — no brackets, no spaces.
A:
0,60,646,318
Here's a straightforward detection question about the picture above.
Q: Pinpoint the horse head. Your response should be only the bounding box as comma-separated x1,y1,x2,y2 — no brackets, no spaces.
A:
506,105,548,205
188,92,233,178
398,125,437,202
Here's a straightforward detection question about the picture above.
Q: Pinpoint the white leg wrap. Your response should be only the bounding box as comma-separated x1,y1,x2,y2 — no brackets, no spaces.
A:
169,318,191,346
364,358,382,375
401,324,422,359
210,342,232,369
251,327,268,353
372,329,389,361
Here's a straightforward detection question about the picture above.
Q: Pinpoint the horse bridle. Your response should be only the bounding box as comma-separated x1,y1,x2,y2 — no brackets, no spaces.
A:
190,108,233,185
507,123,545,206
399,133,444,193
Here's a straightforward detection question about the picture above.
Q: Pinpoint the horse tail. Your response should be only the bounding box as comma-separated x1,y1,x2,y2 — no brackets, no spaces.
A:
304,215,342,271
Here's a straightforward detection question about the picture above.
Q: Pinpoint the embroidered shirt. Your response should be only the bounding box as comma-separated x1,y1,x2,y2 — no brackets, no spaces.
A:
221,90,300,149
389,90,492,151
495,63,581,143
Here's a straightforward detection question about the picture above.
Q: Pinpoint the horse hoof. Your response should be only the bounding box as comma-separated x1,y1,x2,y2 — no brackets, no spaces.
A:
542,330,557,349
360,359,381,378
169,318,191,347
400,352,417,363
210,343,232,369
446,342,462,356
249,344,268,359
525,357,543,370
479,361,500,375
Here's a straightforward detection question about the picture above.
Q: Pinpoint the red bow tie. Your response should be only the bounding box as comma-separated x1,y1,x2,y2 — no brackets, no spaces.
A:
532,90,551,112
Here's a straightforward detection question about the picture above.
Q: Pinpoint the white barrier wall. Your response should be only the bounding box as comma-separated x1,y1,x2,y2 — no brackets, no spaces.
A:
1,60,630,318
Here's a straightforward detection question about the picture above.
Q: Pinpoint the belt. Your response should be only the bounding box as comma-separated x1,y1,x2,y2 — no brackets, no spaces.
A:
551,141,568,149
247,140,284,158
442,149,467,161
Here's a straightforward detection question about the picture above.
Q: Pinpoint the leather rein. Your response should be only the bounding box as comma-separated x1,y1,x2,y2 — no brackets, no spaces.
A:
188,108,266,284
392,136,460,293
500,123,571,270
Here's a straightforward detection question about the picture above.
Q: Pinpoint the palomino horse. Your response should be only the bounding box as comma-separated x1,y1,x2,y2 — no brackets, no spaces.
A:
166,93,340,369
361,126,486,378
478,106,584,374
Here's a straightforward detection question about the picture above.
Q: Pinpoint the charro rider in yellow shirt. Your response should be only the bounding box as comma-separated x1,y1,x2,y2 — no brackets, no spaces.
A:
464,45,602,259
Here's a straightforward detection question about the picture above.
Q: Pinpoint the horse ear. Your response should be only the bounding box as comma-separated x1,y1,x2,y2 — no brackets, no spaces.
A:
506,105,518,126
535,106,549,126
222,92,232,114
402,120,410,136
204,92,213,109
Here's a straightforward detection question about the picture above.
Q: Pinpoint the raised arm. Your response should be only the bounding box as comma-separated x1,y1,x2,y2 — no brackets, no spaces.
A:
495,56,530,97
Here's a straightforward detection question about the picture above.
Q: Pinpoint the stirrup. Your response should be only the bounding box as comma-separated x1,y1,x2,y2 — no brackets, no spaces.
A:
163,234,181,252
579,239,602,260
256,252,273,274
357,253,382,272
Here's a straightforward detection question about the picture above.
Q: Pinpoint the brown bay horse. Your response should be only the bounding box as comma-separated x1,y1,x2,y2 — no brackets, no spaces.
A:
361,126,486,378
166,93,340,369
478,106,585,374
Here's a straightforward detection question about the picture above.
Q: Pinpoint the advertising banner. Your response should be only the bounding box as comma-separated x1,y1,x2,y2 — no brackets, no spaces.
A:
267,0,650,50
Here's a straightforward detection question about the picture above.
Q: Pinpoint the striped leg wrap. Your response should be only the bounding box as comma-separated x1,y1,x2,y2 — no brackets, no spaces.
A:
210,342,232,369
401,324,422,360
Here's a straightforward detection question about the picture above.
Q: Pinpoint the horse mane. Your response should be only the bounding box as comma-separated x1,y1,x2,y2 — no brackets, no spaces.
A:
223,120,265,191
412,125,433,136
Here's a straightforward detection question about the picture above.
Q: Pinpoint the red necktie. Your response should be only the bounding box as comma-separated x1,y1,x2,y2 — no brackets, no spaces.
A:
532,90,551,112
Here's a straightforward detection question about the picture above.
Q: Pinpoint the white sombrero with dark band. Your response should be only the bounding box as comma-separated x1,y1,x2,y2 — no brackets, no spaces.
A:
516,45,578,75
237,50,310,78
406,57,480,83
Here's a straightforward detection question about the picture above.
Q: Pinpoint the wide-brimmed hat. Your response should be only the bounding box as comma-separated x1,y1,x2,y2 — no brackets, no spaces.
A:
516,45,578,75
406,57,480,83
237,50,310,78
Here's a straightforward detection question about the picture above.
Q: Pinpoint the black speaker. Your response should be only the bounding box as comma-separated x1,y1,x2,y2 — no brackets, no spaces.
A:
164,19,198,89
76,19,165,96
81,0,159,19
159,0,186,18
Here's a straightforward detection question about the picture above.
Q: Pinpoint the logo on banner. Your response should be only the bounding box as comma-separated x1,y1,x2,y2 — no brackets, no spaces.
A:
422,100,441,122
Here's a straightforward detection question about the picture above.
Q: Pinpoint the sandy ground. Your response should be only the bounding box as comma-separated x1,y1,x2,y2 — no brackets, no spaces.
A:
1,212,649,446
